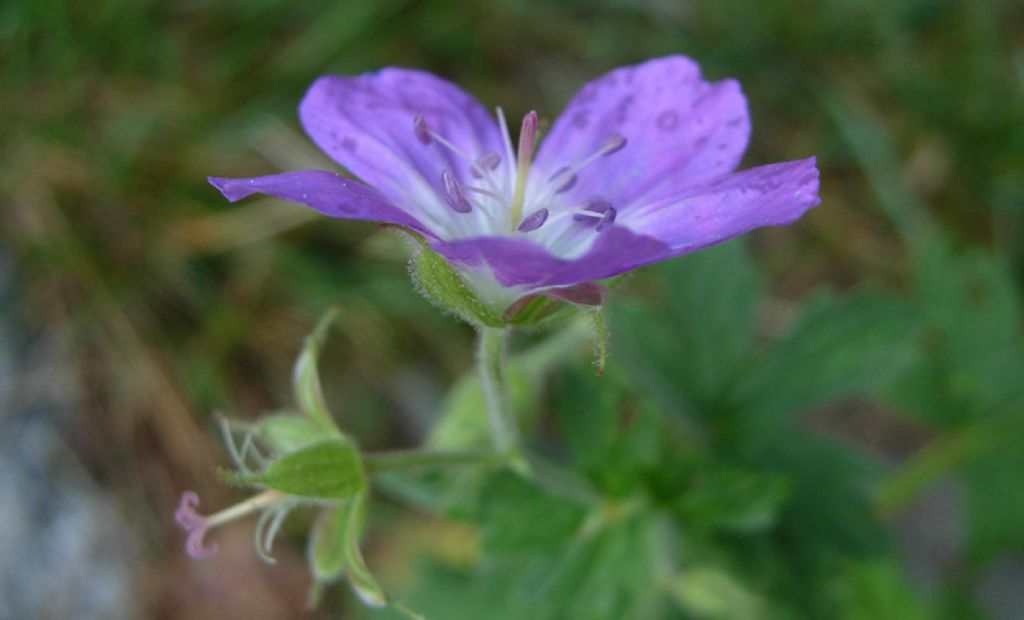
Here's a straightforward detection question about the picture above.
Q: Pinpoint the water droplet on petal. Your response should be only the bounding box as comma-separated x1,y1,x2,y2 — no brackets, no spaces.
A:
657,110,679,131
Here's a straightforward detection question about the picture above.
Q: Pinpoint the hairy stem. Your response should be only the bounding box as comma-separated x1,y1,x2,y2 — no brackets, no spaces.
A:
477,326,520,459
363,449,501,473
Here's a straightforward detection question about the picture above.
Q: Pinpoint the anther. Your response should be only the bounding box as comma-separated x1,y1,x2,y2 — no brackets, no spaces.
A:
413,115,432,145
574,197,613,221
599,133,627,156
572,197,616,231
471,153,501,178
549,166,577,193
517,208,549,232
595,205,617,231
441,169,473,213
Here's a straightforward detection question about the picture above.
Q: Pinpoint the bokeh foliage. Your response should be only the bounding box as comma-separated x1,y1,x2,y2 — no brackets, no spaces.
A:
2,0,1022,618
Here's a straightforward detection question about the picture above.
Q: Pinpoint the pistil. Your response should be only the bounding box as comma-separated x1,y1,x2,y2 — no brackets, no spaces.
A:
509,111,538,230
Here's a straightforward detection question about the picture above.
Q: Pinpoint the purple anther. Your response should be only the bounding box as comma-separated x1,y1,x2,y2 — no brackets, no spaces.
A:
471,153,502,178
549,167,577,193
517,208,549,232
573,196,613,222
441,169,473,213
413,115,432,145
595,205,617,231
175,491,218,559
599,134,627,156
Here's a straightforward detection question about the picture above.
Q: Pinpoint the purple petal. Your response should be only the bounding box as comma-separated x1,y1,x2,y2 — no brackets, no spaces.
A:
623,157,820,253
208,171,432,235
540,282,606,306
532,55,750,207
431,226,673,289
298,69,509,210
503,282,607,321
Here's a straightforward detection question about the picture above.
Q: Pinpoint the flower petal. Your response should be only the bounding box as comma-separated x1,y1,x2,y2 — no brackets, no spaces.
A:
623,157,820,253
208,171,432,234
532,55,750,207
430,226,673,289
299,69,510,215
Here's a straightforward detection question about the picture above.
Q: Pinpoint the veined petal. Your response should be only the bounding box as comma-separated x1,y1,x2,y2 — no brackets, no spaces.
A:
623,157,820,253
299,69,511,216
430,226,673,289
532,55,750,207
208,171,432,235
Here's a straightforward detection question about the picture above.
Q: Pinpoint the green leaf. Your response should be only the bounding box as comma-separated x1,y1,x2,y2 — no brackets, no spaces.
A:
398,511,665,620
225,439,366,499
833,560,930,620
963,419,1024,562
608,241,760,419
745,430,888,558
479,473,587,553
675,467,791,534
889,236,1022,425
733,289,918,422
259,413,339,455
427,362,538,450
554,368,663,497
293,306,344,434
413,247,502,327
667,567,767,620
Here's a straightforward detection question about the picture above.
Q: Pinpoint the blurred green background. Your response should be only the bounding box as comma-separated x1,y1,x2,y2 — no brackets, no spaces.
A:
2,0,1023,618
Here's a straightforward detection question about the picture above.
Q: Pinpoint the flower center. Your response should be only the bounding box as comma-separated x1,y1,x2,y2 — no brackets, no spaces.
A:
412,110,627,240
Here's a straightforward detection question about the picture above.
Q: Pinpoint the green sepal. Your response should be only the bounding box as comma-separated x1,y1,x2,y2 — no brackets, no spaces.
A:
504,295,580,327
308,501,349,583
413,247,503,327
337,493,389,607
293,306,344,434
221,439,366,500
259,413,340,455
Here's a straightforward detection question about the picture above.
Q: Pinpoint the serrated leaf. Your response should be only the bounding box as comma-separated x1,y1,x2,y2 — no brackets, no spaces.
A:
293,306,344,434
414,248,502,327
226,439,365,499
608,242,760,420
733,289,918,422
676,467,791,534
745,430,888,557
479,472,587,553
259,414,339,455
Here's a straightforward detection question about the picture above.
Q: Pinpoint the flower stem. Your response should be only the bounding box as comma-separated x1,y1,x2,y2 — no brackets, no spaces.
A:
477,326,520,460
363,448,501,473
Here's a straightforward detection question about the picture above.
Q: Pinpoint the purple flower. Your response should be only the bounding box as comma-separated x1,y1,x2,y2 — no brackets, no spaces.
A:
209,56,819,311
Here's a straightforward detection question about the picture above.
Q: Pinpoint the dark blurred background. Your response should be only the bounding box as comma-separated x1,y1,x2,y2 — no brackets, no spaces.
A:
2,1,1023,618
